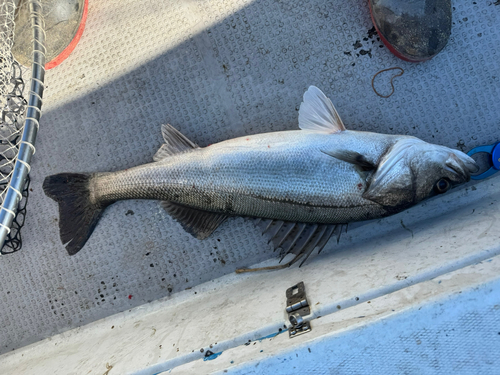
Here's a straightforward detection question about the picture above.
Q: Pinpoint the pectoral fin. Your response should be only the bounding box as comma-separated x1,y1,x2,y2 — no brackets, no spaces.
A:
321,149,376,170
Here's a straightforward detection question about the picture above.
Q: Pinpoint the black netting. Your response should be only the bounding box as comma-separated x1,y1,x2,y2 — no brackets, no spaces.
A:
0,59,28,254
1,175,29,254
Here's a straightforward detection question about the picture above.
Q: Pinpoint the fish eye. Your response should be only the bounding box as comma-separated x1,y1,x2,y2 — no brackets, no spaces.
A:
434,178,450,194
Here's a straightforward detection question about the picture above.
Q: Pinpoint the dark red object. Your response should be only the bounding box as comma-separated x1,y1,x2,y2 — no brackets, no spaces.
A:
128,294,133,299
369,0,452,62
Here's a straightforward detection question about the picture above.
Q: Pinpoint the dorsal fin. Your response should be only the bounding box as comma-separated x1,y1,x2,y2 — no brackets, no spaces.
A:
153,124,199,162
236,220,346,273
161,201,228,240
298,86,346,133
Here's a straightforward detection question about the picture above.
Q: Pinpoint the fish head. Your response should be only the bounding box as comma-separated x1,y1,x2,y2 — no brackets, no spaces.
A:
363,138,479,208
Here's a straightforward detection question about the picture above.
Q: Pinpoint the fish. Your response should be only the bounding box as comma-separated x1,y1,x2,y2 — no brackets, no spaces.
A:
43,86,478,268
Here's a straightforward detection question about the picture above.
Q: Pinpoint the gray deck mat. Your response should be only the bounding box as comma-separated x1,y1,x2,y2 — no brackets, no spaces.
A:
1,0,499,353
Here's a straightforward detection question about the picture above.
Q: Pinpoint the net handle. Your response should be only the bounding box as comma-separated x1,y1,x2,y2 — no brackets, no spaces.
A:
0,0,45,252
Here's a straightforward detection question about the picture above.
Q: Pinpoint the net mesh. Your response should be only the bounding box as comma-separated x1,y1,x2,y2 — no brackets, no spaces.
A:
0,0,29,254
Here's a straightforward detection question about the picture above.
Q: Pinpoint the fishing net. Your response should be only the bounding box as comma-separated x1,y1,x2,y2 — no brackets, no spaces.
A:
0,0,30,254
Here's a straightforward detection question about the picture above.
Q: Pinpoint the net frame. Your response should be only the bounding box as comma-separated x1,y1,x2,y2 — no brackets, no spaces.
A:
0,0,45,253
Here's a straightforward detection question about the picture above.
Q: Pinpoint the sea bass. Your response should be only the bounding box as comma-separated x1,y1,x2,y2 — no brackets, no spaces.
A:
43,86,478,266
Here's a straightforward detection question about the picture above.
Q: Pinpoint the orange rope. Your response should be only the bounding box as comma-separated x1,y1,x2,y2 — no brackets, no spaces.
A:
372,67,404,98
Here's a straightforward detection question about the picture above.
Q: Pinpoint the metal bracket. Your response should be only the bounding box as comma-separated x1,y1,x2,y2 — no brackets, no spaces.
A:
286,282,311,338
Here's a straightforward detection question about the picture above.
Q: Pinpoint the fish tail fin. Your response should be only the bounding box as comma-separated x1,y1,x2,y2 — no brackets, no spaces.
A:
43,173,109,255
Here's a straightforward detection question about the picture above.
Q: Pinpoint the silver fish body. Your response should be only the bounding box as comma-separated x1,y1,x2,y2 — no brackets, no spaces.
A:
93,130,397,223
43,86,478,258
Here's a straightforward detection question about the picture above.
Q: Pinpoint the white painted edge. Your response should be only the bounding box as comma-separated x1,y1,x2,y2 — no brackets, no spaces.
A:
174,254,500,374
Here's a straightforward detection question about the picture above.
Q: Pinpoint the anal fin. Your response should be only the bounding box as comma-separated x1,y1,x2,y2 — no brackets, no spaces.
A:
161,201,228,240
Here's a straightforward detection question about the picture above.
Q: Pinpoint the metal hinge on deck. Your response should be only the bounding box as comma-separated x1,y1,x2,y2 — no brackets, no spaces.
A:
286,281,311,338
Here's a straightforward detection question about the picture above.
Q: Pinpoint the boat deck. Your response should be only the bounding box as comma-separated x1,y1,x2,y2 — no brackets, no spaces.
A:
0,0,499,372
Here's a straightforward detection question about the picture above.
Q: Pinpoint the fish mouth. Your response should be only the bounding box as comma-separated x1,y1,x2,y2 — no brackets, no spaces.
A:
446,152,479,181
456,152,480,173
